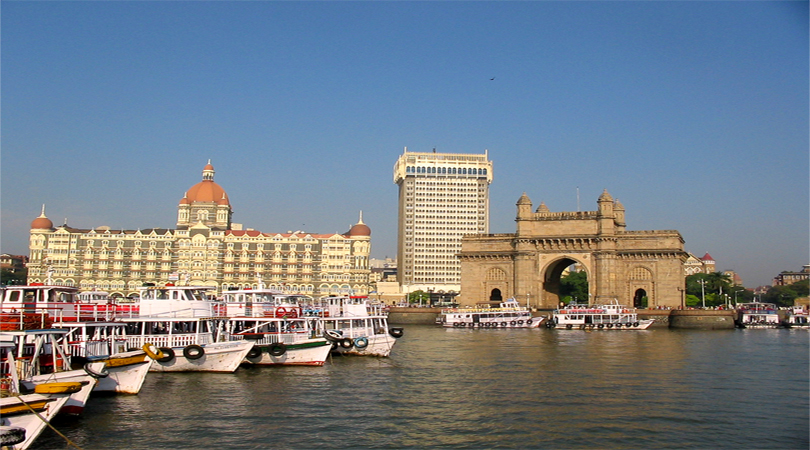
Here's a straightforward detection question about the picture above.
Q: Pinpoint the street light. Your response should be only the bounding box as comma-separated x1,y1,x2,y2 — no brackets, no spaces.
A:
698,279,706,308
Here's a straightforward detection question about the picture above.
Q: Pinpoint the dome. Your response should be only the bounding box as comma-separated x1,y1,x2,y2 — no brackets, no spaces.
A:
181,161,230,205
31,205,53,230
345,212,371,237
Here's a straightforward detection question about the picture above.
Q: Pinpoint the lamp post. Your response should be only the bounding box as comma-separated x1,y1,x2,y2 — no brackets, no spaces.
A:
734,288,743,307
677,287,685,310
698,279,706,308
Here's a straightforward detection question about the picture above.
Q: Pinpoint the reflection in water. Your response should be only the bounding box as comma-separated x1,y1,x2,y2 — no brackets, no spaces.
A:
38,326,808,449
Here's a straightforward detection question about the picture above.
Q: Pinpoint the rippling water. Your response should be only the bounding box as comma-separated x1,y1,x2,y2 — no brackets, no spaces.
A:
38,326,808,449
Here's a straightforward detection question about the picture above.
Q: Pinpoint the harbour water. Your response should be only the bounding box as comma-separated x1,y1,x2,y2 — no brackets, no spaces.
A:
39,326,808,449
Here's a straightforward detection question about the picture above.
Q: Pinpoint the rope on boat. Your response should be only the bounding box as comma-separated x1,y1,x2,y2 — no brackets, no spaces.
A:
11,392,85,450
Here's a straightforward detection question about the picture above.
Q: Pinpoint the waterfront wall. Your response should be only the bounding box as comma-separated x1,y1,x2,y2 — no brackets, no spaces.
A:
389,307,737,329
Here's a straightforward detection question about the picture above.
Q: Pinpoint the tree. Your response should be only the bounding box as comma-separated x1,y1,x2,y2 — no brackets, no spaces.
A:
762,280,809,307
407,290,429,305
560,271,589,304
1,268,27,286
686,272,733,306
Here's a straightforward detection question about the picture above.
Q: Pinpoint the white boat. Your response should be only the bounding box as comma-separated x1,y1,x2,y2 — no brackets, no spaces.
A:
306,296,402,357
550,300,655,330
0,284,136,329
117,285,253,372
785,306,810,328
221,288,331,366
1,330,100,416
0,386,73,450
735,302,781,328
51,320,151,394
437,299,544,329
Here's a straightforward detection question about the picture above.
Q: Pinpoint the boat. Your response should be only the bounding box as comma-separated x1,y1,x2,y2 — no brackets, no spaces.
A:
785,306,810,328
549,300,655,330
50,320,151,394
306,295,402,357
0,384,73,450
221,289,332,366
0,284,136,329
117,285,253,372
437,299,544,329
1,329,101,416
735,302,781,328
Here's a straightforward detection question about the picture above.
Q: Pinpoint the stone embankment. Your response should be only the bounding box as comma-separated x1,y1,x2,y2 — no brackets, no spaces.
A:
388,307,738,329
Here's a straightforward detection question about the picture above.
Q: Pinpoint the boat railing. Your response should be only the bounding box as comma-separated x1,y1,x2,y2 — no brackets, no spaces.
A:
125,333,213,349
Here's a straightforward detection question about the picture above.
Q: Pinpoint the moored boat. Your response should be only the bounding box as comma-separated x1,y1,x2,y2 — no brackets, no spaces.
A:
550,300,654,330
307,295,401,357
437,299,543,329
222,288,331,366
785,306,810,328
117,285,253,372
0,386,73,450
1,330,100,416
735,302,781,328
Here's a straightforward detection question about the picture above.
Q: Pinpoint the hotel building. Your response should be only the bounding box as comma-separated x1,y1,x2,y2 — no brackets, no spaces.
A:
26,162,372,298
393,148,493,296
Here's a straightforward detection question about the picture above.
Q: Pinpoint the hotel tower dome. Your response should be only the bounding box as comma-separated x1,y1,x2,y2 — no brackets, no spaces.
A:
176,160,233,230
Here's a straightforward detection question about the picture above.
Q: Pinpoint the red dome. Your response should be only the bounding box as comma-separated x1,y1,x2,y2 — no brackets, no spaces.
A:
346,223,371,237
31,216,54,230
185,180,229,204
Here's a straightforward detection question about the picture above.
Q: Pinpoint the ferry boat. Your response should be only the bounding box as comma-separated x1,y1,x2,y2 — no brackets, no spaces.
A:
1,329,102,416
117,286,253,373
221,288,331,366
0,382,73,450
306,296,402,357
785,306,809,328
550,300,655,330
50,320,151,394
0,284,135,329
735,302,781,328
437,299,544,329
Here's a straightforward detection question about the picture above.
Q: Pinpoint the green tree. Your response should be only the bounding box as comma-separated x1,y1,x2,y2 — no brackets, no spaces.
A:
1,268,27,286
560,271,589,304
407,290,429,305
762,280,809,307
686,272,733,306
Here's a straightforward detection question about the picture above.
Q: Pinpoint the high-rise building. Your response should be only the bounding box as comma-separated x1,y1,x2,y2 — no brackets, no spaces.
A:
393,148,493,295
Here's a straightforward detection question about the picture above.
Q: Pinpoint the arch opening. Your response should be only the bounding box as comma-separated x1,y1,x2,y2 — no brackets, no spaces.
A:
634,289,648,308
489,288,502,302
542,258,589,308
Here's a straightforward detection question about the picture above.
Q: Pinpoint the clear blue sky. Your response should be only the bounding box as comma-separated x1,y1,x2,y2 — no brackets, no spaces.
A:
2,1,807,288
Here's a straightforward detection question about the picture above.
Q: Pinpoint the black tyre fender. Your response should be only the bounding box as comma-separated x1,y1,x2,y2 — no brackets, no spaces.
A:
268,342,287,356
340,338,354,349
84,362,109,379
246,345,262,359
183,345,205,360
157,347,175,363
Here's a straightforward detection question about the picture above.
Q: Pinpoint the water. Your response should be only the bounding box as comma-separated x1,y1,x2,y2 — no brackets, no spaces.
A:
39,326,809,449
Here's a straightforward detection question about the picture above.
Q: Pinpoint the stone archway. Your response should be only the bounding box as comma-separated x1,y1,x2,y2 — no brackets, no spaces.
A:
541,257,588,307
489,288,503,302
634,288,648,308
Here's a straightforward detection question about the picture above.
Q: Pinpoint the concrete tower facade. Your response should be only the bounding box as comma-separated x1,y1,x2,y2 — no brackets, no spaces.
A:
393,148,493,295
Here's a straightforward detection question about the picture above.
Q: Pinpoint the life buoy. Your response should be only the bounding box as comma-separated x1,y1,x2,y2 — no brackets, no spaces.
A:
354,337,369,349
527,319,534,325
340,338,353,349
246,346,262,359
389,327,404,338
324,330,342,342
183,345,205,360
286,308,299,318
598,324,604,329
157,347,175,363
510,321,517,326
501,322,507,327
142,344,164,361
275,307,288,318
607,323,614,328
517,320,524,325
268,342,287,356
633,322,639,328
84,362,109,379
615,323,622,328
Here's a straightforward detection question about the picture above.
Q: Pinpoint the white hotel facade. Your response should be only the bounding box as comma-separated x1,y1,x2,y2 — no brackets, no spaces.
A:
393,149,493,296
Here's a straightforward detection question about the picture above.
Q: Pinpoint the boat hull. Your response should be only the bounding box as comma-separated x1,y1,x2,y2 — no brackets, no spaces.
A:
443,317,544,329
552,319,655,330
243,339,332,366
22,371,97,416
0,393,71,450
148,341,253,373
330,333,397,357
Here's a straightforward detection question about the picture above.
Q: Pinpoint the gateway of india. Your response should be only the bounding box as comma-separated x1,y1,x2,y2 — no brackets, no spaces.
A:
458,190,688,309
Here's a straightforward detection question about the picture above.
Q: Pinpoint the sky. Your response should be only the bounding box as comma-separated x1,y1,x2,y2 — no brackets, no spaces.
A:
1,1,807,288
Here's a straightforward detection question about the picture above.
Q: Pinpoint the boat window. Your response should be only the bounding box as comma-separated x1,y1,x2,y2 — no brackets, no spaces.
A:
6,291,21,302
